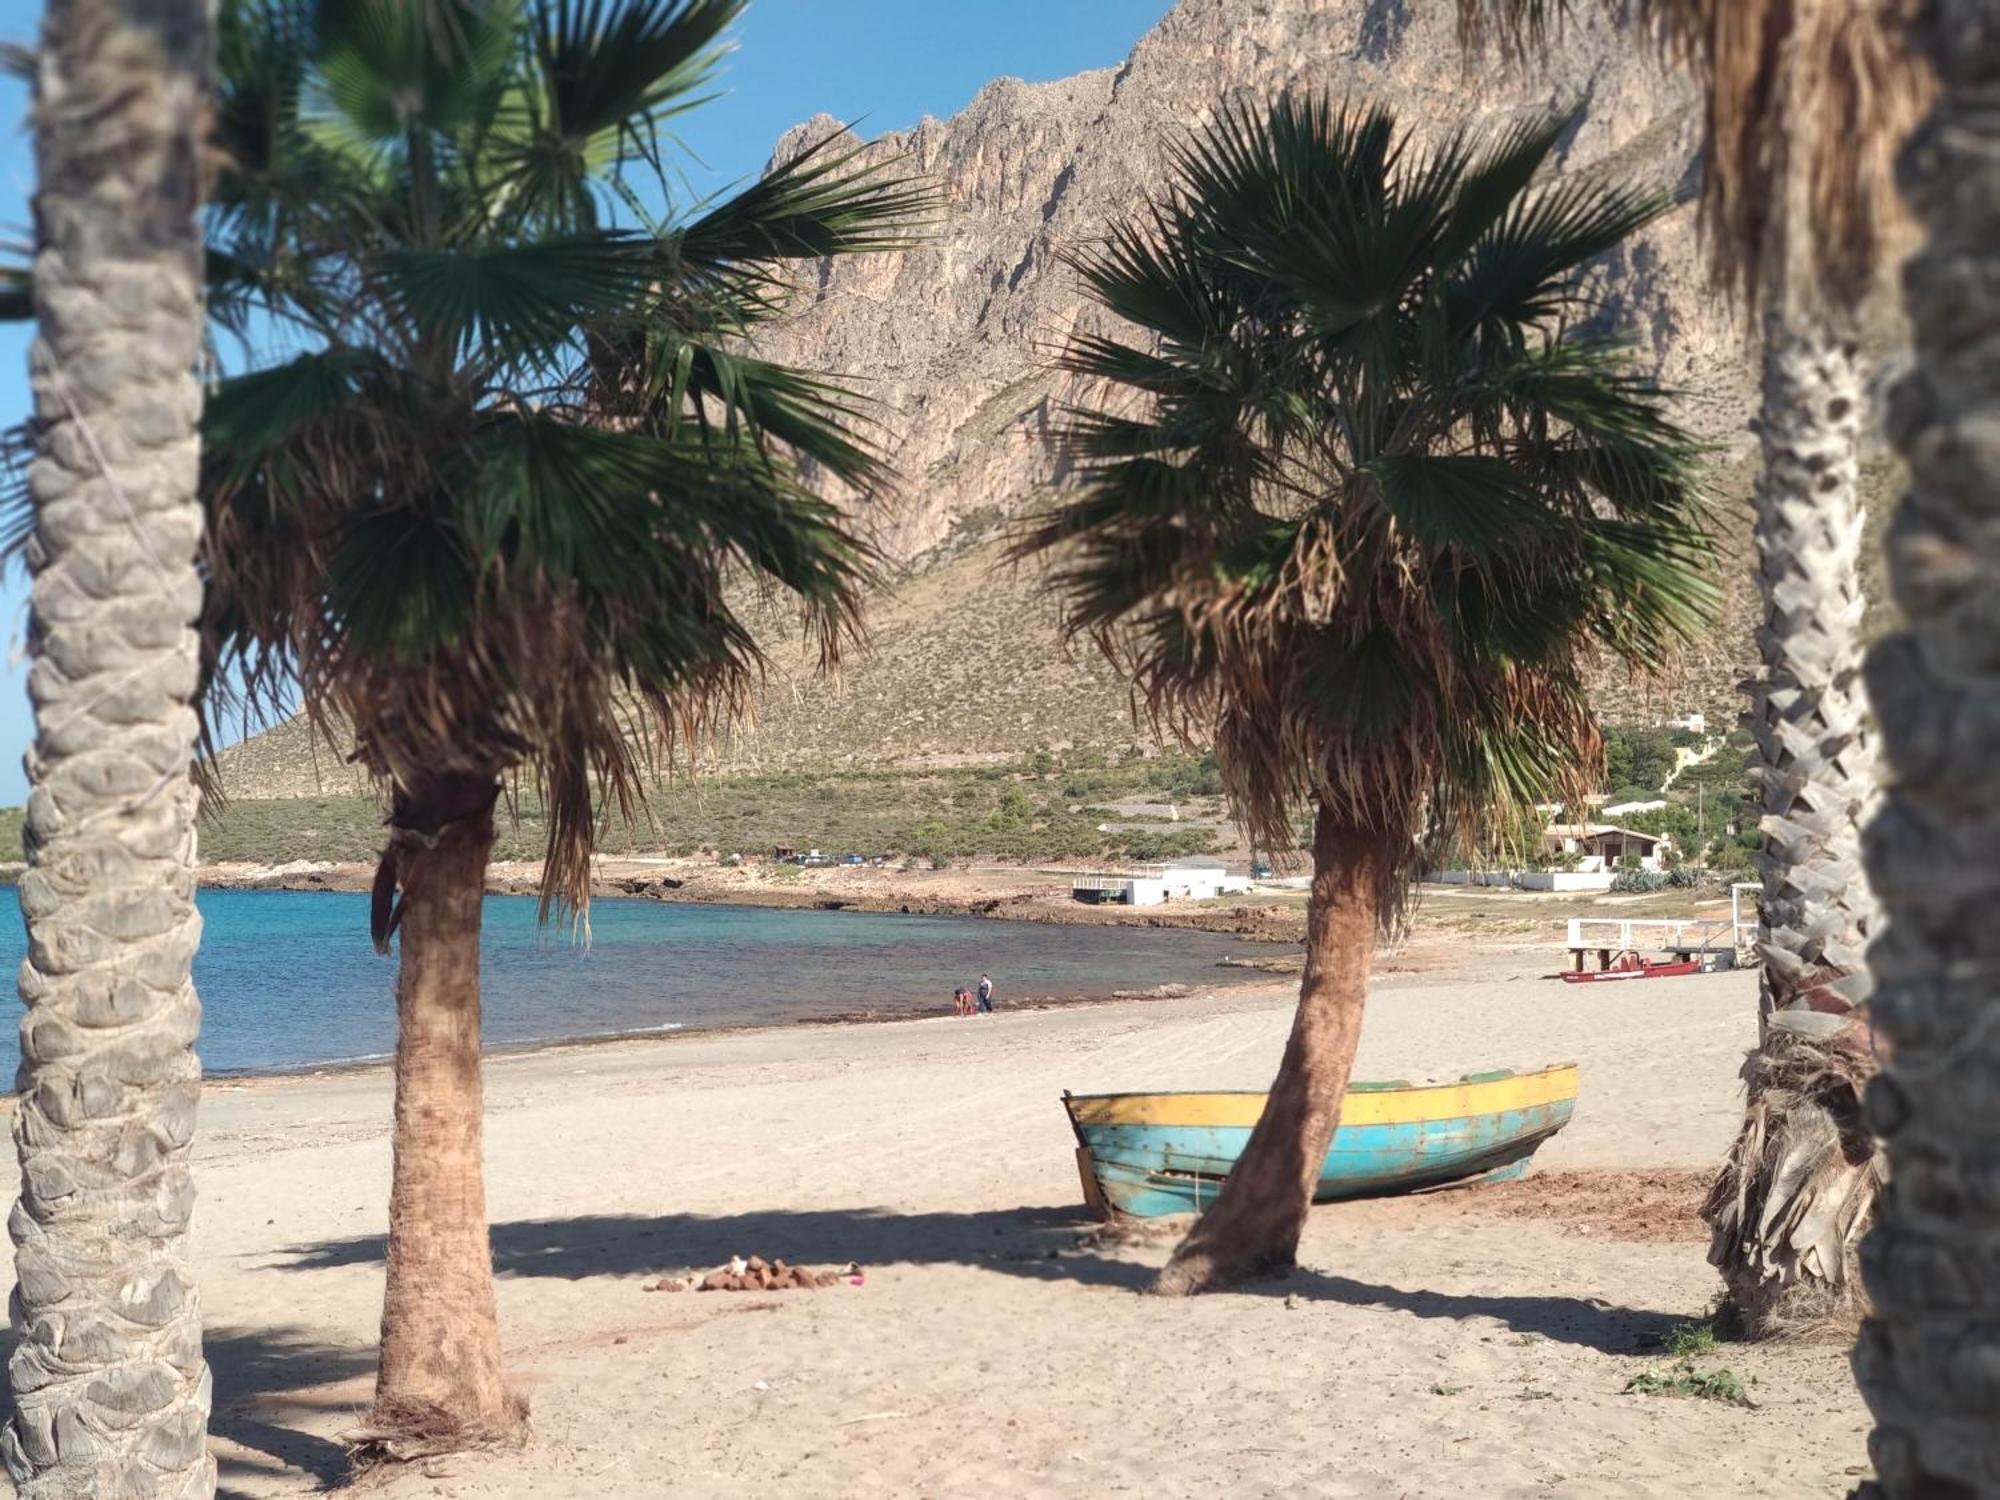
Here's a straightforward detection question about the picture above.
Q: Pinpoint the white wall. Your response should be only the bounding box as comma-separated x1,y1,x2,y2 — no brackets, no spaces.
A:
1075,871,1259,905
1425,869,1616,892
1512,871,1617,892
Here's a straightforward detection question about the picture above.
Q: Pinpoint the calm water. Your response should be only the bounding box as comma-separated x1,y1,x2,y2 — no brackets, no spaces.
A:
0,889,1254,1078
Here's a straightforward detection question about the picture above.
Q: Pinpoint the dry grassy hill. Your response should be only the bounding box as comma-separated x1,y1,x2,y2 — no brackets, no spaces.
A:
216,458,1838,804
212,523,1156,800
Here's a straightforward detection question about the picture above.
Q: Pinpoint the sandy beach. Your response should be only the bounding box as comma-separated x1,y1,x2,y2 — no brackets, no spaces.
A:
13,940,1869,1498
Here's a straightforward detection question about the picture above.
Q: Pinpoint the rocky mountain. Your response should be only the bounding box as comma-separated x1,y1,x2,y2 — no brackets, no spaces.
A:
758,0,1742,563
215,0,1765,801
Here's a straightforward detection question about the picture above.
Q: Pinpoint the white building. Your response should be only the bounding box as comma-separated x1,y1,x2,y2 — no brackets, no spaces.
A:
1541,823,1671,873
1071,859,1252,907
1602,798,1668,817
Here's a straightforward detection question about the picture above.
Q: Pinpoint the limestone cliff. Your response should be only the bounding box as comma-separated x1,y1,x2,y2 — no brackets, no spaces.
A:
756,0,1743,564
214,0,1762,798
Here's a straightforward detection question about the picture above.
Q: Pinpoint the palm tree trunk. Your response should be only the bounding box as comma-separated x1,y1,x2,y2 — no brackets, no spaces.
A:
357,774,523,1459
1704,306,1884,1337
5,2,215,1495
1852,8,1999,1493
1745,309,1879,1028
1154,811,1388,1296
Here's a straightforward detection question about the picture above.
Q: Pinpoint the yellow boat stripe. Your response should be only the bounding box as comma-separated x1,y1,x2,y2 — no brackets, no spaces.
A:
1066,1064,1579,1129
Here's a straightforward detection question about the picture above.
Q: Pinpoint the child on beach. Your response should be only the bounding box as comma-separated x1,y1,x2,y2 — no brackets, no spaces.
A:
976,974,993,1014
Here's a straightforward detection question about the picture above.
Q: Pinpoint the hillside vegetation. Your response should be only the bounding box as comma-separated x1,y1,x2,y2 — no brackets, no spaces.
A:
178,751,1227,869
0,728,1768,873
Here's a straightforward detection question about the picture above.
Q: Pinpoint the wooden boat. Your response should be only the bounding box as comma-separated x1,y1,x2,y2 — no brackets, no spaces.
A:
1559,954,1701,984
1062,1064,1578,1219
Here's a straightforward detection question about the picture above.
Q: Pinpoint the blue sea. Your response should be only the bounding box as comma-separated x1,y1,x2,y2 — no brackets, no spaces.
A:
0,889,1253,1078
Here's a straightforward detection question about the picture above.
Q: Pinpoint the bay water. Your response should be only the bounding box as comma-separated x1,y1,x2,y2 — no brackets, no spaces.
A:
0,889,1255,1079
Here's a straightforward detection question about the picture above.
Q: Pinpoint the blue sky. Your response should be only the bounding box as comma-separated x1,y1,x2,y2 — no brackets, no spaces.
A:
0,0,1174,806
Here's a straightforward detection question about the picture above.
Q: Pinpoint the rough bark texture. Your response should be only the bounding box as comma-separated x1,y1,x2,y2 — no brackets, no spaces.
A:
1852,5,2000,1495
1154,814,1387,1296
358,775,523,1459
1705,307,1885,1338
5,0,215,1495
1746,311,1880,1026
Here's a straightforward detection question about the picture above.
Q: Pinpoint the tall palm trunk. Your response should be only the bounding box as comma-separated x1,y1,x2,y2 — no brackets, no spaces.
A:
1154,812,1389,1296
1744,310,1879,1027
355,773,522,1457
5,1,215,1495
1704,306,1884,1337
1852,7,1999,1493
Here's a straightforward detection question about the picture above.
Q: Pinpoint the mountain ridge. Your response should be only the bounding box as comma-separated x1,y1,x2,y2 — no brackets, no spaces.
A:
214,0,1768,802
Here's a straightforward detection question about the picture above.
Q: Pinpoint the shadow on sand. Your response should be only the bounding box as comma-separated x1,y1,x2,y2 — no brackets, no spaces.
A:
207,1326,374,1498
0,1203,1685,1495
0,1323,371,1499
279,1201,1687,1357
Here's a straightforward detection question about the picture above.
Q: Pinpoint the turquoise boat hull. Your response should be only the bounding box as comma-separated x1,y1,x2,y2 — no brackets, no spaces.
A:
1063,1065,1578,1218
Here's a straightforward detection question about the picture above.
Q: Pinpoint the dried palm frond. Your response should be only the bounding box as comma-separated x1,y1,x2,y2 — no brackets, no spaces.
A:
1456,0,1931,313
1703,1015,1883,1339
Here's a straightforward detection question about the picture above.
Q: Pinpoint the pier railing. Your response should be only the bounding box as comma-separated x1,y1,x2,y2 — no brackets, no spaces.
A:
1565,915,1734,952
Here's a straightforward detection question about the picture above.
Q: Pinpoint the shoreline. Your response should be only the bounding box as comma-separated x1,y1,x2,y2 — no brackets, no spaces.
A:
186,856,1314,941
196,969,1283,1091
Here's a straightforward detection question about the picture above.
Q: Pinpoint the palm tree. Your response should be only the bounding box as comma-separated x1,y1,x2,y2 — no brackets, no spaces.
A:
4,3,217,1497
1016,97,1716,1296
1458,0,1928,1339
195,0,923,1456
1850,6,1997,1493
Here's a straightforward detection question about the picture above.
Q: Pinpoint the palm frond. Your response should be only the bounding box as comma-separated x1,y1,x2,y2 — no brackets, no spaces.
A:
378,232,652,358
460,411,873,602
197,0,921,923
1694,0,1929,310
1435,110,1574,263
203,347,395,478
486,0,741,228
328,504,478,663
678,348,885,490
1365,453,1553,561
1018,93,1716,879
310,0,519,145
1444,174,1671,342
675,130,934,273
1069,206,1248,359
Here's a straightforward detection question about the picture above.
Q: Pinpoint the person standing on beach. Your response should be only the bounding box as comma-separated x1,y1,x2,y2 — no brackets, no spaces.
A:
977,974,994,1014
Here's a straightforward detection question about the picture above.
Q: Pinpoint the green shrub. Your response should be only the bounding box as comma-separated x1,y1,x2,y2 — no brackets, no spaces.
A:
1625,1359,1752,1406
1611,868,1668,893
